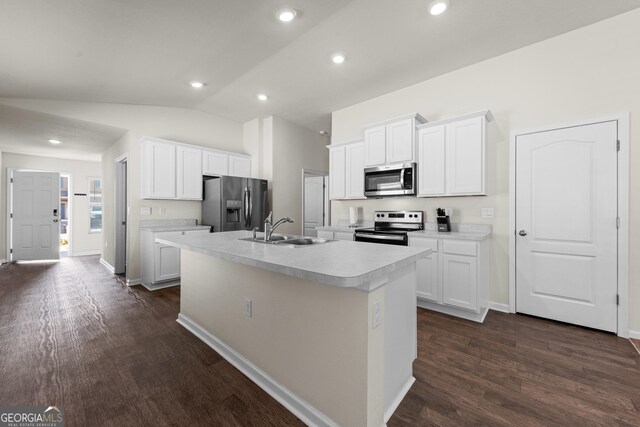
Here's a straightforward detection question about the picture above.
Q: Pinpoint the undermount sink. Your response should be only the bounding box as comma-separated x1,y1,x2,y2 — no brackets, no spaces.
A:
239,234,334,247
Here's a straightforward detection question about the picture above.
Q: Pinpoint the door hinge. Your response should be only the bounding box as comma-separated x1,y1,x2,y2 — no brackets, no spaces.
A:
10,213,13,218
10,177,13,183
616,217,620,229
616,294,620,305
9,248,12,254
617,140,620,151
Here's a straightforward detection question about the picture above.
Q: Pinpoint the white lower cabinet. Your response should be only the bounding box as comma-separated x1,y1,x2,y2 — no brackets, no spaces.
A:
141,229,210,289
409,235,489,322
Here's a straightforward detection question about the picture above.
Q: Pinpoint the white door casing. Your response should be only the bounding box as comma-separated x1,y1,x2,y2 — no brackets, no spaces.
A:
11,171,61,261
303,175,324,237
515,121,618,332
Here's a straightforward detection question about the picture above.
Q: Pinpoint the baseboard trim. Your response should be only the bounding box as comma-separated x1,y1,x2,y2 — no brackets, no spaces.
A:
489,301,511,313
139,281,180,291
126,278,142,287
72,250,102,257
384,376,415,423
177,313,338,427
0,259,7,265
417,299,488,323
628,330,640,339
99,258,115,274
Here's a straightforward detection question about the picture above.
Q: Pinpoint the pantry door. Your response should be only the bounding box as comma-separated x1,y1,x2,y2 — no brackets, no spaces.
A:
11,171,61,261
515,121,618,332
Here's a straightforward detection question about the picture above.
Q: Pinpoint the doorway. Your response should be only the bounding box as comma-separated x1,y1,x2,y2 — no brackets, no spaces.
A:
59,174,71,257
8,170,61,261
509,114,629,337
302,170,328,237
114,155,128,275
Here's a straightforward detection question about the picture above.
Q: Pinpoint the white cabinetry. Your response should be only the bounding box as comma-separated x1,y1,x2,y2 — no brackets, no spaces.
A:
362,113,426,167
202,150,228,175
141,139,176,199
142,137,252,200
328,140,365,200
141,228,211,289
176,145,203,200
316,229,354,241
228,154,251,177
417,110,492,197
409,235,489,322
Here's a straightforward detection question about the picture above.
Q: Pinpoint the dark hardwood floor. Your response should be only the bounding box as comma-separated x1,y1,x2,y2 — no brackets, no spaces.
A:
1,256,638,426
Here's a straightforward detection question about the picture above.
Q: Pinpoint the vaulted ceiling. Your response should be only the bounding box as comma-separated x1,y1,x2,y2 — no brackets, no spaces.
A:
1,0,639,151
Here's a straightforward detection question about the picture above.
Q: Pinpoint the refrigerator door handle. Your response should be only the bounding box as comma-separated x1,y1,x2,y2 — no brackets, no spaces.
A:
243,187,249,228
248,187,253,226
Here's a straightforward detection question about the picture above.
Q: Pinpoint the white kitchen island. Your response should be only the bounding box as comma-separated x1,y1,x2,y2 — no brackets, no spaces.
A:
156,230,430,427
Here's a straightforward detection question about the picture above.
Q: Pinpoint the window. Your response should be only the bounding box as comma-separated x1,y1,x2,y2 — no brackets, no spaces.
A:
89,177,102,233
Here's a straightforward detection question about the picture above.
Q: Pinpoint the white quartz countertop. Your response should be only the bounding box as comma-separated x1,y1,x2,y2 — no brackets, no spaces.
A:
156,230,430,289
140,225,211,233
410,229,491,241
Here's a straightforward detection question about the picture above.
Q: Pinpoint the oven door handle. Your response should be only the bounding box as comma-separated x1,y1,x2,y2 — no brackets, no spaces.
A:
355,233,406,241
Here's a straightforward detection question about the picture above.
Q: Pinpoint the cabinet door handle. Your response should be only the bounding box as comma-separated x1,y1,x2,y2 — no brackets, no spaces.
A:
518,230,527,236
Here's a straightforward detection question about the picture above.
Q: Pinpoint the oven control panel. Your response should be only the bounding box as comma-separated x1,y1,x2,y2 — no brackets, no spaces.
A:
373,210,423,224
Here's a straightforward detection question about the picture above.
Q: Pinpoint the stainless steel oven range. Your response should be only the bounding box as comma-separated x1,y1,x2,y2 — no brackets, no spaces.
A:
354,210,424,246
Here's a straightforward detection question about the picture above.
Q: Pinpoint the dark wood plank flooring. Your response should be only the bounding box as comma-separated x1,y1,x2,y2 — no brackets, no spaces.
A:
1,256,638,426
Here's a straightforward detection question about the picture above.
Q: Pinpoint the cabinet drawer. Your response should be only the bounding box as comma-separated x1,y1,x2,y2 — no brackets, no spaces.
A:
334,231,354,241
409,237,438,252
442,240,476,256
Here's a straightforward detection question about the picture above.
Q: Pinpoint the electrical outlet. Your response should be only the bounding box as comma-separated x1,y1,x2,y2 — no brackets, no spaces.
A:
105,241,108,248
481,208,494,218
444,208,452,217
140,207,151,216
372,300,383,329
159,207,167,216
244,298,252,318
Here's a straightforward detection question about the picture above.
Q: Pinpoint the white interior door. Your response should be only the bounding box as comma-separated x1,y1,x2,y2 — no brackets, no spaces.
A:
303,175,324,237
12,171,61,261
515,121,618,332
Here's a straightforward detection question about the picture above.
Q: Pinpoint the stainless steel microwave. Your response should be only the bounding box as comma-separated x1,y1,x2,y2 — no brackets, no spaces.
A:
364,162,416,197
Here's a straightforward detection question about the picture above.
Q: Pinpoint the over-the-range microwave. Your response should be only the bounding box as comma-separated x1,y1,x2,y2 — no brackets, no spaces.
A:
364,162,416,197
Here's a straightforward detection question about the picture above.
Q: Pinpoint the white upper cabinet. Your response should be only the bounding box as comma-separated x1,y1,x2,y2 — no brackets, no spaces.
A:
202,150,228,176
141,139,176,199
363,113,426,167
329,140,365,200
329,145,346,199
386,118,414,164
417,110,492,197
141,137,252,200
417,125,446,196
176,145,203,200
446,116,485,195
228,155,251,178
345,141,365,199
364,126,386,166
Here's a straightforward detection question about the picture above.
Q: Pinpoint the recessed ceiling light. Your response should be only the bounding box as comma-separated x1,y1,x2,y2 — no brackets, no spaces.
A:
190,81,205,88
277,8,297,22
49,139,62,144
331,53,346,64
257,94,269,101
429,0,449,15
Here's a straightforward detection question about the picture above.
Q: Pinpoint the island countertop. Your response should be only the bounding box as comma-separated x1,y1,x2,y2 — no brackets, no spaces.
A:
156,230,430,289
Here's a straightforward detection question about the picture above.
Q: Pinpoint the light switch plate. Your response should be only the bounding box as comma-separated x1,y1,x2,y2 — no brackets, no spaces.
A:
481,208,494,218
140,207,152,216
244,298,252,318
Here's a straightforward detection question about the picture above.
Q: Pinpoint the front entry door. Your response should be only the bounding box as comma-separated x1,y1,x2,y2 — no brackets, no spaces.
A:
12,171,61,261
515,121,618,332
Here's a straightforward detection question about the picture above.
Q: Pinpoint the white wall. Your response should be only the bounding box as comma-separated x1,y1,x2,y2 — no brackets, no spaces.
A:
330,8,640,331
271,116,329,235
1,152,102,258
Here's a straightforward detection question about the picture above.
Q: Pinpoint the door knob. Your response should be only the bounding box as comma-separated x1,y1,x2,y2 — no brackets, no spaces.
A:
519,230,527,236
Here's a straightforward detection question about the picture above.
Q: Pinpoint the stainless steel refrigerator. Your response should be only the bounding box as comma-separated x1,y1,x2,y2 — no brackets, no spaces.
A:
202,176,269,232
